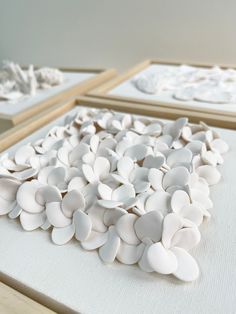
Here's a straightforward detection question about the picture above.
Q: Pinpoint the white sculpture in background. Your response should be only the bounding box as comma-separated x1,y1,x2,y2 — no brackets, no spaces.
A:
133,64,236,104
0,108,229,282
0,61,64,101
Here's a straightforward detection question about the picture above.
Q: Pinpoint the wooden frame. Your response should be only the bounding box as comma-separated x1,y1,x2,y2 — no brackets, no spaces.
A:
88,59,236,127
0,281,55,314
1,95,236,153
0,67,117,132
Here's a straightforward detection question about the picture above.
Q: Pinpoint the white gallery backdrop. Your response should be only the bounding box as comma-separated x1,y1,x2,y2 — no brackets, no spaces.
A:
0,0,235,71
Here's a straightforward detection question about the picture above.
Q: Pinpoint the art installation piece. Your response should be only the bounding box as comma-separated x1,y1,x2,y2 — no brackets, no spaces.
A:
0,61,64,101
133,64,236,104
0,108,229,282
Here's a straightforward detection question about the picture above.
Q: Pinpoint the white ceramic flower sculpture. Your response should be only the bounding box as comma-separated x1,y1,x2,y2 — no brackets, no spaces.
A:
0,61,64,101
0,107,229,283
133,64,236,104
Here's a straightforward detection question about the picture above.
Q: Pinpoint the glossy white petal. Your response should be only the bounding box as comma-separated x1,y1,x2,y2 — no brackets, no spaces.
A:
171,247,199,282
73,210,92,241
124,144,148,161
145,191,171,216
61,190,85,218
99,226,120,263
115,214,140,245
134,210,163,242
16,181,44,213
46,202,71,227
35,185,62,205
147,242,178,274
20,211,46,231
148,168,164,190
163,167,190,190
52,224,75,245
196,165,221,185
117,241,145,265
94,157,110,180
171,190,190,213
162,213,183,249
0,178,20,201
112,184,135,202
97,183,112,200
171,227,201,251
117,156,134,179
81,230,108,251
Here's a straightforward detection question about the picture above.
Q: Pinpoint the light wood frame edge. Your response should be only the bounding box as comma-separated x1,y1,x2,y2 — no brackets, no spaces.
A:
0,272,78,314
0,281,56,314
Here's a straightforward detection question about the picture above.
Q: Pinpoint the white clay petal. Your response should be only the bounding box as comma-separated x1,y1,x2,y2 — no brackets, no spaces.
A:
124,144,148,160
117,241,145,265
0,178,20,201
134,210,163,242
191,189,213,209
82,164,97,184
97,183,112,200
47,167,66,186
167,148,192,168
171,190,190,213
210,138,229,154
16,181,44,214
51,224,75,245
97,199,123,209
134,181,150,193
162,213,183,249
171,247,199,282
20,211,46,231
15,145,35,165
196,165,221,185
46,202,71,227
0,198,16,215
81,230,108,251
8,204,22,219
145,191,171,216
94,157,110,180
163,167,190,190
181,205,203,226
68,177,87,192
87,205,107,232
143,155,165,169
99,226,120,263
90,134,99,153
138,241,154,272
35,185,62,205
73,210,92,241
61,190,85,218
147,242,178,274
171,227,201,251
103,208,127,226
143,123,162,135
115,214,140,245
117,156,134,179
112,184,135,202
148,168,164,190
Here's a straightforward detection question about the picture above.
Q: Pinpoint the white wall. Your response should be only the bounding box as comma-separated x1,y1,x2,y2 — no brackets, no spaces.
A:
0,0,235,71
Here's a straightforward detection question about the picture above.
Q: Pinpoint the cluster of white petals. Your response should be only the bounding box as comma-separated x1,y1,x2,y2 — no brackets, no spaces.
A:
0,61,64,101
0,107,229,282
133,64,236,104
